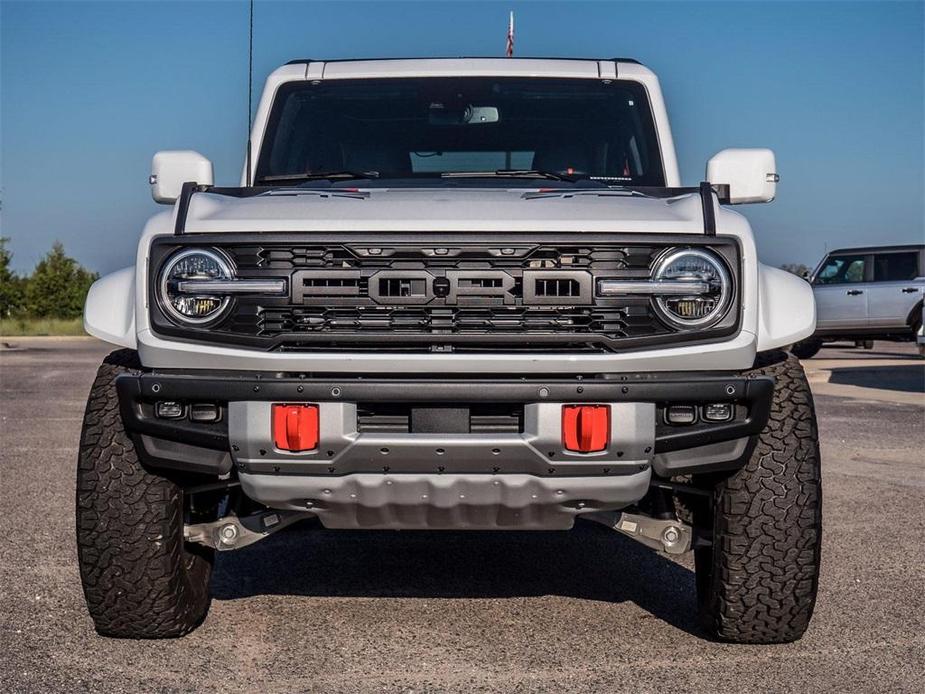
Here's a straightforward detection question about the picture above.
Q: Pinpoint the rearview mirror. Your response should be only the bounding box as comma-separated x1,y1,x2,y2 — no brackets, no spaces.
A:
706,148,778,204
428,104,500,126
150,150,213,204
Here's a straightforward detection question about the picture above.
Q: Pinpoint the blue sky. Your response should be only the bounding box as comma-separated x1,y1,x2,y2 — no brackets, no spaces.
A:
1,0,923,274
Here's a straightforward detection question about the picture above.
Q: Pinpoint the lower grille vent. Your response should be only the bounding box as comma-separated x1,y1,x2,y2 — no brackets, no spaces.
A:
357,404,524,433
257,305,663,338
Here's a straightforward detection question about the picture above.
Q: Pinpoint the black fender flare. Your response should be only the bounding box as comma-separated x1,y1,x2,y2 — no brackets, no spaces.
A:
905,299,923,328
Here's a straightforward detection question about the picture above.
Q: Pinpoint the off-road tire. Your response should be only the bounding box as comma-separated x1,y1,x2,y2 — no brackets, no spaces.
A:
76,349,213,638
695,351,822,643
790,339,821,360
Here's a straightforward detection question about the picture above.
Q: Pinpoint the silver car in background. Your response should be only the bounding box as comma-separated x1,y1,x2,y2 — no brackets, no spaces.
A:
793,244,924,358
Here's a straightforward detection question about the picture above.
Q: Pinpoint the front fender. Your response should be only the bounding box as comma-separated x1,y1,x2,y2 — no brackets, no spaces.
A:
84,266,136,349
755,263,816,352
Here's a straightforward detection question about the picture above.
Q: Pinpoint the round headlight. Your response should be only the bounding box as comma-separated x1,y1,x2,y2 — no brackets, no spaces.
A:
158,248,233,325
652,248,732,328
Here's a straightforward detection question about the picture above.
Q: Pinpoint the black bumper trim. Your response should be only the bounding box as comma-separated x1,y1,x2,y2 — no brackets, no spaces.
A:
116,372,773,457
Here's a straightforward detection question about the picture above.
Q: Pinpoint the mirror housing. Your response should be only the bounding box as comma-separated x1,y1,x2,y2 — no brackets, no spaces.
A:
706,148,778,204
150,150,213,204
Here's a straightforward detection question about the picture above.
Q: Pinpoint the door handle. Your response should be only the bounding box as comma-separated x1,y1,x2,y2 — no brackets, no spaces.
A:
846,289,864,296
901,287,919,293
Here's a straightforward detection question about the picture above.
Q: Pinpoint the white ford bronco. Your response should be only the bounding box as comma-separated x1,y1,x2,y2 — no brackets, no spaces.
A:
78,58,821,643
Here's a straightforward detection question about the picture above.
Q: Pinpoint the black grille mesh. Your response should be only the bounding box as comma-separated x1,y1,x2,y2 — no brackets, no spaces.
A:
255,305,664,338
227,242,662,350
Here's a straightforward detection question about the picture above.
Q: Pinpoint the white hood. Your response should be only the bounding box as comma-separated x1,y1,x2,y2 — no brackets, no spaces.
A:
181,188,707,234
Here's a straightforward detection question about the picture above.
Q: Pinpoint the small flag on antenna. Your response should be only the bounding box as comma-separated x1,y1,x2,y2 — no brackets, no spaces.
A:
506,11,514,57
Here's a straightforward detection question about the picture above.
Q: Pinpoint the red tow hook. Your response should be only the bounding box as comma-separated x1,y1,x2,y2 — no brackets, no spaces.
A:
562,404,610,453
272,404,319,452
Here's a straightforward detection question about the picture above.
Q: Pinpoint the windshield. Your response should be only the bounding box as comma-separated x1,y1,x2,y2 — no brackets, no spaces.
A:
255,78,665,186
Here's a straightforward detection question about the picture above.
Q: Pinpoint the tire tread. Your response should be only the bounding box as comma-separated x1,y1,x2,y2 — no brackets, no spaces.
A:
75,349,212,638
699,351,822,643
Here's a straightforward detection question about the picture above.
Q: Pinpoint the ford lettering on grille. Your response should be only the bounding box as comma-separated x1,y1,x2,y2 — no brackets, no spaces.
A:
291,269,593,306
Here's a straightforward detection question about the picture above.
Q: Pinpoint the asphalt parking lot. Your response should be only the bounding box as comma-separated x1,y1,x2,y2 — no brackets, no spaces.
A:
1,338,923,693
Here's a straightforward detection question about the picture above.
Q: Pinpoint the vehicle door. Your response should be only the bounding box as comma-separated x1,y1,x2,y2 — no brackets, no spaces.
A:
812,253,870,330
867,250,923,329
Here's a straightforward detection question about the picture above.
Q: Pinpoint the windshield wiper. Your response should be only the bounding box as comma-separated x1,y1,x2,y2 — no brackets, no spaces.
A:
441,169,580,181
257,170,380,184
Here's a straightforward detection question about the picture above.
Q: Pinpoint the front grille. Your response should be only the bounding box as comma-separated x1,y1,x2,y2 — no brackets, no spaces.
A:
148,234,740,353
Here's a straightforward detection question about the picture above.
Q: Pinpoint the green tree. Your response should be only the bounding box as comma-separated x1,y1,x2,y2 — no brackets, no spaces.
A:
24,242,98,319
0,237,25,317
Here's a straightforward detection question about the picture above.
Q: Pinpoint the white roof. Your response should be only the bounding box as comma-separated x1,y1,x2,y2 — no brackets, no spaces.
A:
274,57,652,81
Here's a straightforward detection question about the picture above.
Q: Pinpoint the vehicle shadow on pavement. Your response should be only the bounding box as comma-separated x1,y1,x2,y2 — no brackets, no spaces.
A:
211,518,703,637
827,364,925,393
814,348,921,360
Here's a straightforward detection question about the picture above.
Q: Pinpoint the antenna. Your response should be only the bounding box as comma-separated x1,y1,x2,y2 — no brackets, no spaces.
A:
245,0,254,187
506,11,514,57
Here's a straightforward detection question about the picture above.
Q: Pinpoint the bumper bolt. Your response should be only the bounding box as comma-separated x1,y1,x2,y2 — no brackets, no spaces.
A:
219,523,239,546
662,526,681,546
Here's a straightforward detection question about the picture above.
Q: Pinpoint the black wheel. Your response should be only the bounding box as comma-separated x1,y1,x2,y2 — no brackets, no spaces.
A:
695,352,822,643
790,339,821,360
76,349,213,638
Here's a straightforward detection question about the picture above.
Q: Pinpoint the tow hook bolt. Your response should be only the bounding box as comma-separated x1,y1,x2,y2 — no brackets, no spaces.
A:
662,526,681,547
218,523,239,547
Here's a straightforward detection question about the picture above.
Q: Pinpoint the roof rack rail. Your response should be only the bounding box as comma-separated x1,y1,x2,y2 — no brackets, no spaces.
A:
285,56,642,66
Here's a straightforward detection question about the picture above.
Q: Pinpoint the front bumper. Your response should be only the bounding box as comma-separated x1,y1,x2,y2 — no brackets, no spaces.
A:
118,371,771,528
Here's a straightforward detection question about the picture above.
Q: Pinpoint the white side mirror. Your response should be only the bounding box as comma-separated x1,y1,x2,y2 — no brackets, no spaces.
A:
706,148,778,204
150,150,213,204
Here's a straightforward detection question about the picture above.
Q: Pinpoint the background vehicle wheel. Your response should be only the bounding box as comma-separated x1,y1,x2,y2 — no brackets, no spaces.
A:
76,349,214,638
855,339,874,350
694,352,822,643
790,339,821,359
